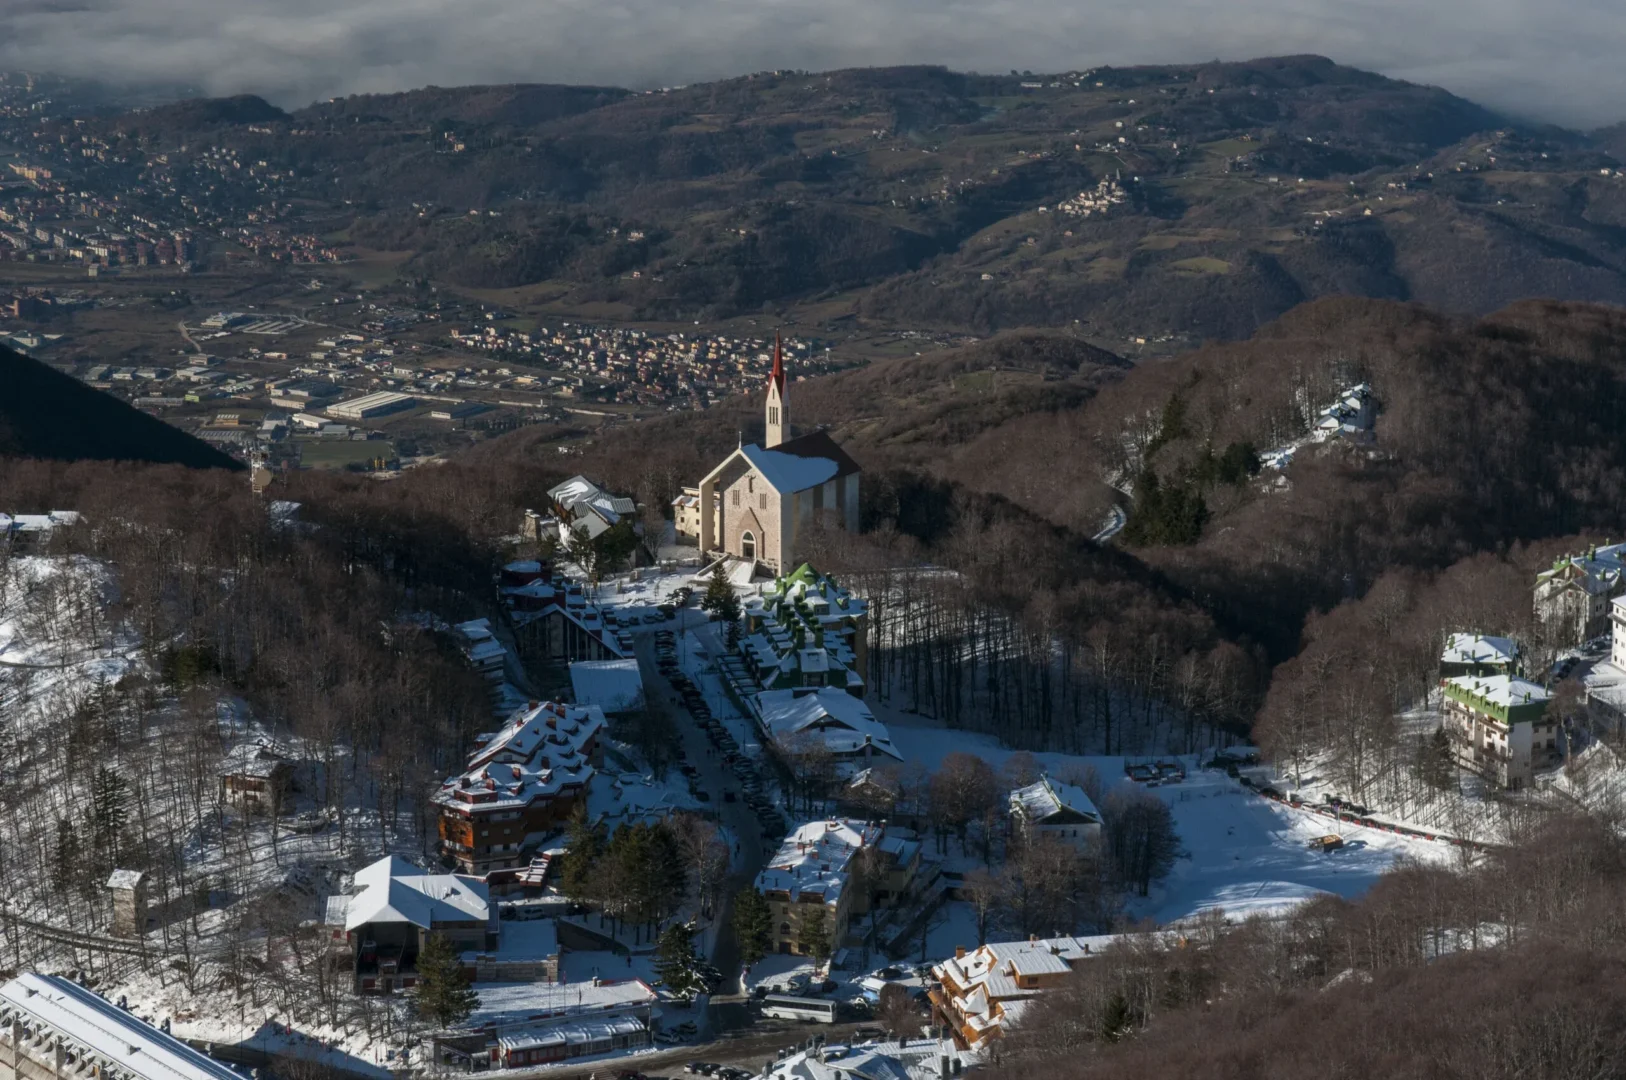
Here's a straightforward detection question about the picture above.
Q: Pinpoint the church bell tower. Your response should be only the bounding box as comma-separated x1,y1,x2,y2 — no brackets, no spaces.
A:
764,331,787,448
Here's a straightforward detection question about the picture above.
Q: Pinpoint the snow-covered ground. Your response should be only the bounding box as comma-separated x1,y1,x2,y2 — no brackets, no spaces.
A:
877,708,1450,925
1137,768,1449,924
0,556,140,731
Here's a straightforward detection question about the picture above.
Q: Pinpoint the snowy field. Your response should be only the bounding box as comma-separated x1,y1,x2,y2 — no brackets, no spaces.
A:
878,707,1451,925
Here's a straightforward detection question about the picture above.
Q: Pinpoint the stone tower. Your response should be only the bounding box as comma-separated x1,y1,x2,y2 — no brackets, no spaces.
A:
764,332,787,448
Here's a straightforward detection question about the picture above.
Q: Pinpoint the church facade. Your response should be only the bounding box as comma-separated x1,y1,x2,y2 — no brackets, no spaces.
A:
683,335,861,575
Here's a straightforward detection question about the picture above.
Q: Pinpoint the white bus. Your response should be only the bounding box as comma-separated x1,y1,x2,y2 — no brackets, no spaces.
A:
759,994,838,1023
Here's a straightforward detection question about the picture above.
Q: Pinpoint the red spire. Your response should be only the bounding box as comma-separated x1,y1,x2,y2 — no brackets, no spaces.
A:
768,331,785,393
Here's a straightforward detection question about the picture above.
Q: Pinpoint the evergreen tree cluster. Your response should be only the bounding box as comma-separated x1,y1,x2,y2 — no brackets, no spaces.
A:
556,811,688,941
730,887,773,968
52,766,133,900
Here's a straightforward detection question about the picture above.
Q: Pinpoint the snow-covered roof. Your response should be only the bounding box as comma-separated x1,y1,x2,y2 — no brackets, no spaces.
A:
547,475,636,522
568,659,645,713
218,739,288,779
343,855,490,932
0,973,243,1080
435,701,604,813
755,818,881,903
106,869,145,890
1441,633,1519,668
933,935,1109,1005
465,917,558,964
1009,776,1100,825
737,443,840,494
469,978,656,1032
1537,543,1626,592
756,688,901,761
1443,674,1552,710
763,1038,973,1080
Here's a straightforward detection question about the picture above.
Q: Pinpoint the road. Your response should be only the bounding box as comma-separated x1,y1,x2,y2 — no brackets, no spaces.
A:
629,610,771,1000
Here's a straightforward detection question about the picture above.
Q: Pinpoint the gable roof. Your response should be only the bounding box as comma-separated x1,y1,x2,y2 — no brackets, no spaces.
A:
757,688,902,760
774,429,861,481
344,855,491,931
701,431,861,496
1009,775,1100,825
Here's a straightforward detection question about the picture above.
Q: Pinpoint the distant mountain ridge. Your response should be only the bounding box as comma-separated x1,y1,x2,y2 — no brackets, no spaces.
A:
0,345,244,470
44,55,1626,340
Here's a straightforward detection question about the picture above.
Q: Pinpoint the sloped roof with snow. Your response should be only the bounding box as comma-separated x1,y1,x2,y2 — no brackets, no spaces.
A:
1444,674,1552,710
1441,633,1519,668
755,818,880,903
568,659,645,713
344,855,490,931
435,701,604,813
1009,776,1100,825
757,688,901,761
0,974,243,1080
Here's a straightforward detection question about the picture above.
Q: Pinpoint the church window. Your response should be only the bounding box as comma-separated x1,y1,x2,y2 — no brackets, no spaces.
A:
741,531,756,560
760,493,768,510
732,489,740,507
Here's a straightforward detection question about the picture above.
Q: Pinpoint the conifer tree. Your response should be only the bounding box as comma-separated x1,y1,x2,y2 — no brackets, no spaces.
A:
90,766,130,863
797,904,832,965
653,923,706,1003
413,932,481,1029
52,818,81,897
731,887,773,968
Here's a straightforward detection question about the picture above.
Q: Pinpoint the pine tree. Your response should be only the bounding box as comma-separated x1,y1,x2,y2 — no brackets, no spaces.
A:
797,904,832,965
52,818,81,896
413,932,481,1029
557,806,606,905
90,766,130,863
731,887,773,968
701,570,735,618
653,923,706,1003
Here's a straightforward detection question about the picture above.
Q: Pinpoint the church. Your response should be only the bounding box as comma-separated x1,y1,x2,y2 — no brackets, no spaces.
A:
674,335,861,575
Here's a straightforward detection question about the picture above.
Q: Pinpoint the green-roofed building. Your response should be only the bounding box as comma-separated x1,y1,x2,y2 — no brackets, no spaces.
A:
1442,674,1558,790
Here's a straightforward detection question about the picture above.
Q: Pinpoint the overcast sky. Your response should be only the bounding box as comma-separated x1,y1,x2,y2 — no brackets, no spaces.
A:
2,0,1622,129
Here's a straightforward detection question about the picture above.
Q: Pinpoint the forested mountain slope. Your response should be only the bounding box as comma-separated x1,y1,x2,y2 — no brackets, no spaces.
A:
43,56,1626,341
469,297,1626,669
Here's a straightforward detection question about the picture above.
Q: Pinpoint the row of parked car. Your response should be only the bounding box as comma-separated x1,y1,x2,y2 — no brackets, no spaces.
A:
683,1063,753,1078
654,631,787,839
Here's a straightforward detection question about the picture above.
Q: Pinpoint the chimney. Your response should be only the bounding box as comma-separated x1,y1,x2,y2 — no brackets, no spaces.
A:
955,946,966,960
528,700,539,710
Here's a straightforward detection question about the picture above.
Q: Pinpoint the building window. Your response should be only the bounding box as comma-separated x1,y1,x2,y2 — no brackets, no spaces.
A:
732,489,740,507
760,493,768,510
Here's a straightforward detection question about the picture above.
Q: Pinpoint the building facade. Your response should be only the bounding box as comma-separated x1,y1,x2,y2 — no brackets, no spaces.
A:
930,937,1103,1049
692,339,861,574
1008,776,1102,850
1442,675,1556,790
333,856,495,994
1534,544,1626,648
434,702,604,881
754,819,920,958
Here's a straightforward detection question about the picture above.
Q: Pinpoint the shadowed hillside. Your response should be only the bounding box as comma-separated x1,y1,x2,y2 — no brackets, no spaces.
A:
0,345,244,471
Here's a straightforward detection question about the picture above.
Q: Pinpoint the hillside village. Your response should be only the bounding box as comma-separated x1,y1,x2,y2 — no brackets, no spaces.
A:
14,303,1626,1080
